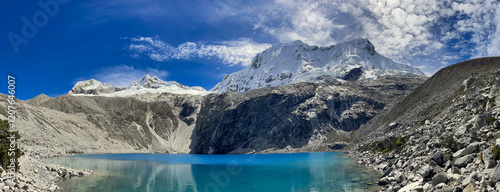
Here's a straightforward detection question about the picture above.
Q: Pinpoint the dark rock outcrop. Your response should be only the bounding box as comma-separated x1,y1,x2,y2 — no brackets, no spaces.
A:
194,76,425,154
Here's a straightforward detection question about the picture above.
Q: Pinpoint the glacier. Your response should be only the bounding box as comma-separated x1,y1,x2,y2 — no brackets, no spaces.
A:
69,74,209,96
211,39,424,92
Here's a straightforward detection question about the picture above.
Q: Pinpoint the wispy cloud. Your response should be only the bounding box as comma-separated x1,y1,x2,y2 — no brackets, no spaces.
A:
113,0,499,74
127,37,271,66
253,0,352,47
250,0,446,64
449,0,500,58
75,65,169,87
248,0,499,74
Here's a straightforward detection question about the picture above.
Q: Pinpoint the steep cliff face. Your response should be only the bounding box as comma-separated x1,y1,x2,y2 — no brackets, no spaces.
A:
194,83,318,154
194,76,426,154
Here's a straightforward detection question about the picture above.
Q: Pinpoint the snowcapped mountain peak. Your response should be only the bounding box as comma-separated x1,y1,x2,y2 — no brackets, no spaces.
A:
128,74,181,89
212,39,424,92
68,79,117,95
69,75,208,97
337,38,375,55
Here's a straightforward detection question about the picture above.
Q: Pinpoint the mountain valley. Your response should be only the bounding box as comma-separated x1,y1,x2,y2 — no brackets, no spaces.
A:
1,40,500,191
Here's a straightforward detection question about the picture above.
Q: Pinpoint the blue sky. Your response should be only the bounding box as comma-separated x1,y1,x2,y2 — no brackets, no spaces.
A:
2,0,500,100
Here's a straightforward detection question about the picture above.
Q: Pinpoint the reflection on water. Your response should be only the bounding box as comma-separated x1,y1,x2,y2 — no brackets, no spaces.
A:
49,152,380,192
52,158,197,192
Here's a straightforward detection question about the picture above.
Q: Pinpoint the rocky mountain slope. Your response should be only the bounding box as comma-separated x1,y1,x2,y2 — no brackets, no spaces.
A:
0,90,205,191
211,39,424,92
349,57,500,191
69,74,208,96
194,76,425,154
0,75,425,157
0,92,203,156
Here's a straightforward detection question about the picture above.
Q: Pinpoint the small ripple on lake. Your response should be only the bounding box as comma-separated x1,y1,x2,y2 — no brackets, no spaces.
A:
49,152,381,192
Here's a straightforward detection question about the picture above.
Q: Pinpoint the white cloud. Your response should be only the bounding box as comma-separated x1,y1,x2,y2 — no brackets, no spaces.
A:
123,0,500,70
488,10,500,56
449,0,500,58
253,0,354,47
127,37,271,66
247,0,450,64
249,0,499,66
79,65,169,87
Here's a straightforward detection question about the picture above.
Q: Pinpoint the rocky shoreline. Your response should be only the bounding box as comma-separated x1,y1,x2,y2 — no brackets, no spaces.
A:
347,143,500,192
340,58,500,192
1,153,93,192
345,69,500,191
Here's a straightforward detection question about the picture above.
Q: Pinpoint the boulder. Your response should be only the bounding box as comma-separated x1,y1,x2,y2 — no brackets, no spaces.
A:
432,172,448,185
457,137,471,146
446,173,461,181
433,183,452,192
482,148,495,169
450,167,460,174
491,164,500,186
462,173,476,187
462,183,475,192
455,125,467,136
388,122,398,130
431,151,444,167
452,142,483,158
397,182,421,192
378,176,395,185
470,115,486,129
419,164,432,178
454,154,474,168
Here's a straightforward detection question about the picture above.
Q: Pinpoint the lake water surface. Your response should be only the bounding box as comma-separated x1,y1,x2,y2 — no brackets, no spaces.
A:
49,152,380,192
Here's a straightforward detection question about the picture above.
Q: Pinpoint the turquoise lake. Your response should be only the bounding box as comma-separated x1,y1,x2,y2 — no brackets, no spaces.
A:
49,152,381,192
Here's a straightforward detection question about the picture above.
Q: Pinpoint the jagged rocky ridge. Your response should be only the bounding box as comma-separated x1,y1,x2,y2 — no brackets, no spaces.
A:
348,57,500,192
211,39,424,92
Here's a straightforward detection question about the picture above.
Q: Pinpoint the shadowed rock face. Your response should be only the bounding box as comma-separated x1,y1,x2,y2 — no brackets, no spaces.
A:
341,67,363,81
194,83,318,154
193,76,425,154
